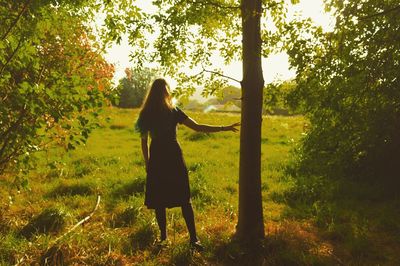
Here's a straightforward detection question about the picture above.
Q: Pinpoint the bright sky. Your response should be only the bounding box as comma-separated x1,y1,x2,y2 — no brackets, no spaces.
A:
104,0,334,99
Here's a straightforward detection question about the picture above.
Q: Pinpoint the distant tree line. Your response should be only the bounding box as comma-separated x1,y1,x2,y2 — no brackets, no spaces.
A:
116,67,158,108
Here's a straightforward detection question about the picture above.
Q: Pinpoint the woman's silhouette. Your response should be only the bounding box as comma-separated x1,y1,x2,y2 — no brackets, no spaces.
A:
136,78,239,250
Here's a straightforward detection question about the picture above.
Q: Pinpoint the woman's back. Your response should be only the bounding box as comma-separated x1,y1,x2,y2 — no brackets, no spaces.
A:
137,107,188,140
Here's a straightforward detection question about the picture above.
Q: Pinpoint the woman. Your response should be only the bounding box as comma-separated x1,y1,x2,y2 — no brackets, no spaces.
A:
136,78,239,250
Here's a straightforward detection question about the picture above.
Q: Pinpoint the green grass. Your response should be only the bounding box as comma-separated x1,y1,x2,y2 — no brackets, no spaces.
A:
0,107,399,265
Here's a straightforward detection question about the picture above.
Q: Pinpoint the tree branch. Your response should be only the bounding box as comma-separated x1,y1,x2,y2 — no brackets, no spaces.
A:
0,136,22,170
51,195,101,244
201,0,240,10
359,5,400,20
1,0,31,41
0,108,27,141
0,36,24,77
185,0,240,10
202,67,242,84
35,195,101,266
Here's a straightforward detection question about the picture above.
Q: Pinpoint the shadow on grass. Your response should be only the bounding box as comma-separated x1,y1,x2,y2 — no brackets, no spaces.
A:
123,222,157,253
20,207,68,239
209,227,339,266
47,182,94,198
272,174,400,265
111,176,146,199
110,203,143,228
110,124,128,130
167,242,206,265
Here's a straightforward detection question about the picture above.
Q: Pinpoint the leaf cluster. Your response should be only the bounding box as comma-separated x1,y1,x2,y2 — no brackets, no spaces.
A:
116,67,159,108
0,1,115,173
285,0,400,180
131,0,294,98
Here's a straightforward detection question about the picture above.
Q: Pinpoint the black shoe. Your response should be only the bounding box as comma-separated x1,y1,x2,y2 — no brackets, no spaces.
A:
189,240,204,251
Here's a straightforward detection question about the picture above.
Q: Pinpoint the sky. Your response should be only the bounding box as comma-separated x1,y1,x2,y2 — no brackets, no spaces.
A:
103,0,334,100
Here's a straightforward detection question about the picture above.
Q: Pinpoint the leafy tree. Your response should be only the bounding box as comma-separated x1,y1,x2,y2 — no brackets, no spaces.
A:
117,68,158,108
219,85,242,107
203,85,241,107
264,80,296,114
126,0,299,243
0,1,115,174
285,1,400,180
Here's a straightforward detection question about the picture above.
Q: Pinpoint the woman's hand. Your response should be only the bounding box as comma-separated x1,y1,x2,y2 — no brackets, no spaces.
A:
223,122,240,132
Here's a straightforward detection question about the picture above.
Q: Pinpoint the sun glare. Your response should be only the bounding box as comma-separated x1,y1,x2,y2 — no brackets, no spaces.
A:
105,0,334,93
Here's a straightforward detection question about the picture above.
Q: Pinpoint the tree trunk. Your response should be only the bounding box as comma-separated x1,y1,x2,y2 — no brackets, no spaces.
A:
235,0,265,242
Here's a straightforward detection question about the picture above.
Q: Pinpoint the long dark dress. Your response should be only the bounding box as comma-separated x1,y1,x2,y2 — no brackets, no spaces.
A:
144,107,190,209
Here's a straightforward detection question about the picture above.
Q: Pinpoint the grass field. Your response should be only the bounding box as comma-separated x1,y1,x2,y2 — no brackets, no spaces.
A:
1,108,399,265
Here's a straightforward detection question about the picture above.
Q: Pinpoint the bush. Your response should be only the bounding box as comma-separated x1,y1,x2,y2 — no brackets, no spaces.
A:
285,0,400,181
116,68,158,108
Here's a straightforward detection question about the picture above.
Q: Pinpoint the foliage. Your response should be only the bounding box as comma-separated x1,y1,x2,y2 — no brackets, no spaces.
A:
183,85,241,111
116,67,158,108
0,1,115,173
216,85,241,107
124,0,295,98
264,80,296,114
284,0,400,179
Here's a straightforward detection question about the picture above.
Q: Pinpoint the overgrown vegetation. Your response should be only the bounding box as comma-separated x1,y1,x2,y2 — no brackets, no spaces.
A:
0,109,398,265
284,0,400,181
0,1,116,174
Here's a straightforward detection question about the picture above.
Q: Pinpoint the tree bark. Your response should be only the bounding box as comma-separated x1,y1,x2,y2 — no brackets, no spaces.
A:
236,0,265,242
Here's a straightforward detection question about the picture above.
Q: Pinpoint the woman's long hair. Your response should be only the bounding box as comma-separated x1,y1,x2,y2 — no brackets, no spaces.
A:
135,78,173,135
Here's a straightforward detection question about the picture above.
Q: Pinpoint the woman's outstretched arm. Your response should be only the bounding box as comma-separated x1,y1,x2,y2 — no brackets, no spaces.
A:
181,117,240,133
141,133,149,171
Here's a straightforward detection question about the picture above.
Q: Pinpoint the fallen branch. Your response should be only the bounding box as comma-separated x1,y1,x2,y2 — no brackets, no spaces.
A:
52,194,101,244
32,195,101,266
